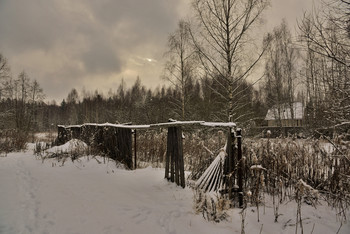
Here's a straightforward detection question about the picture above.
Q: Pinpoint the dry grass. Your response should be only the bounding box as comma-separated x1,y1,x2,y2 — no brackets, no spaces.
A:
135,129,350,221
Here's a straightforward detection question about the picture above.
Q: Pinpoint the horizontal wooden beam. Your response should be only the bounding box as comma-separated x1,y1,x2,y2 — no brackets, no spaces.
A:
58,121,236,130
150,121,205,128
58,123,151,129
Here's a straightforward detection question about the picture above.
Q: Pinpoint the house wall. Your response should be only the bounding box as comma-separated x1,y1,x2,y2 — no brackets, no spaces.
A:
267,119,303,127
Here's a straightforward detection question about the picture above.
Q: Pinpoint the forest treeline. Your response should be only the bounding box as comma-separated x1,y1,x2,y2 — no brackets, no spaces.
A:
0,0,349,138
0,74,265,131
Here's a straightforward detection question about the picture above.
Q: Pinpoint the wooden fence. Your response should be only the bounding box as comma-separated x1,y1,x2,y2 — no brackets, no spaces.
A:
57,121,241,193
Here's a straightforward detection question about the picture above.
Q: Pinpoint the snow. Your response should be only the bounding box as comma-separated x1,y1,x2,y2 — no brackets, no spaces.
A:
0,148,349,234
200,122,236,127
58,123,151,129
45,139,88,154
250,165,267,171
59,121,237,130
150,120,205,127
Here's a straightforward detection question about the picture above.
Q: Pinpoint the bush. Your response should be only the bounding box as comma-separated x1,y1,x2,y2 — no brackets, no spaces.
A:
0,129,29,154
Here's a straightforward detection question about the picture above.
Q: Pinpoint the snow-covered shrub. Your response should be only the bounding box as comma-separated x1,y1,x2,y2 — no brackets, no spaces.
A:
193,189,229,222
43,139,90,164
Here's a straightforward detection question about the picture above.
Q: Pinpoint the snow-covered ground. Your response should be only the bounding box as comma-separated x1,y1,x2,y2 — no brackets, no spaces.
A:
0,143,349,234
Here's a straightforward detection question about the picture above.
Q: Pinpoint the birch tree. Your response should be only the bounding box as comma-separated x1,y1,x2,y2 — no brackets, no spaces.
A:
190,0,270,121
164,20,197,120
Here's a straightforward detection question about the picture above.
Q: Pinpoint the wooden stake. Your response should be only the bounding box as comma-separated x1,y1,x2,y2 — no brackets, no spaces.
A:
237,129,243,207
174,127,180,186
178,127,185,188
165,128,170,179
170,127,175,183
226,129,233,200
134,130,137,170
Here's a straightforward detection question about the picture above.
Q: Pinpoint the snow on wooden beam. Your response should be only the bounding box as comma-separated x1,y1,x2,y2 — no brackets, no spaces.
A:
200,122,236,128
150,121,205,128
58,121,236,129
58,123,151,129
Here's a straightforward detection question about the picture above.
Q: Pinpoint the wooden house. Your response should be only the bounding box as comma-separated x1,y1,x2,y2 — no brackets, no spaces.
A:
264,102,304,127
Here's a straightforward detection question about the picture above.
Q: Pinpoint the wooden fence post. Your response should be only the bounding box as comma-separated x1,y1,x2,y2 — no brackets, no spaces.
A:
174,128,179,185
178,126,185,188
134,130,137,170
170,127,175,183
237,129,243,207
226,129,233,199
165,128,170,179
165,126,185,188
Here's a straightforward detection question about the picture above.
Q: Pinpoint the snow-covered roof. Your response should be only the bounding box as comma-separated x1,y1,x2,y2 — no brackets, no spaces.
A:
265,102,304,121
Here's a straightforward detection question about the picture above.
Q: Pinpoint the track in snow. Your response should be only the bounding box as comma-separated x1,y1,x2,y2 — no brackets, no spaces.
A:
0,148,349,234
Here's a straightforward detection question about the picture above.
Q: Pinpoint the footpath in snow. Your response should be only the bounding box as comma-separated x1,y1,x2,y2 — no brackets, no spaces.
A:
0,143,349,234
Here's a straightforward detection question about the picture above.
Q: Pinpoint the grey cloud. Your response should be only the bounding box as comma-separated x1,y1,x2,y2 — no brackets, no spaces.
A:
82,41,123,74
0,0,184,100
0,1,61,52
1,0,166,78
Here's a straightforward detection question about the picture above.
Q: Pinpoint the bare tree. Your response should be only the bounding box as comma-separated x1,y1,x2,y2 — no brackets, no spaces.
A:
0,53,11,100
190,0,270,121
299,0,350,68
11,71,45,132
299,0,350,128
163,20,197,120
28,79,45,131
264,21,299,126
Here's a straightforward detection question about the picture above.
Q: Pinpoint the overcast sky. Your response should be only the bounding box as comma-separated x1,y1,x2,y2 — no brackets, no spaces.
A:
0,0,318,102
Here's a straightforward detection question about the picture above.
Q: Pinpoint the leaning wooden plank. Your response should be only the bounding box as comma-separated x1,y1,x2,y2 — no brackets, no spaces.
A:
195,150,226,192
195,153,220,188
204,159,221,192
207,158,224,192
196,155,220,190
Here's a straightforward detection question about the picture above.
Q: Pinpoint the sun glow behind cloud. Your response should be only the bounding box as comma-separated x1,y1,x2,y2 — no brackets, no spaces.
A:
0,0,188,101
0,0,317,102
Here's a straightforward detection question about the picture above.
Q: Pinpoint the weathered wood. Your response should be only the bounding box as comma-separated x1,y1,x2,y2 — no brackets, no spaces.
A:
237,129,243,207
134,130,137,170
57,126,69,145
57,121,240,190
165,126,185,187
226,129,233,199
152,121,204,128
195,150,226,192
206,158,221,192
169,128,175,183
178,127,185,188
115,128,133,169
165,129,170,179
174,128,180,186
57,125,133,169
